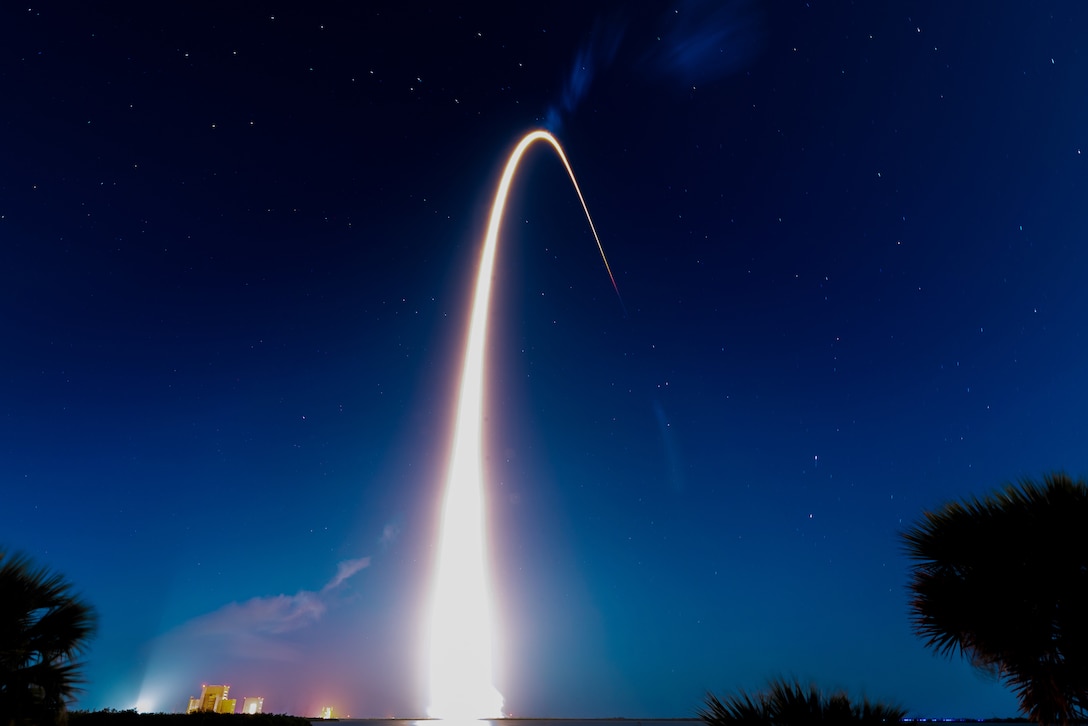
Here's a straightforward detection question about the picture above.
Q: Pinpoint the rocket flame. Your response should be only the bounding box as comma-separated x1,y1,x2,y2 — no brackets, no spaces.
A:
427,130,617,720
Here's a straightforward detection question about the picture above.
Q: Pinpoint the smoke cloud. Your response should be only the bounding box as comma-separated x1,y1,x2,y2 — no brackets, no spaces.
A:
323,556,372,592
171,556,370,653
544,17,625,133
543,0,763,129
139,555,375,713
639,0,763,87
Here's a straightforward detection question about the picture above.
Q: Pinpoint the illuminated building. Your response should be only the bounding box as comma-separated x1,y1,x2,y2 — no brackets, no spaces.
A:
320,706,335,719
242,696,265,714
187,684,235,714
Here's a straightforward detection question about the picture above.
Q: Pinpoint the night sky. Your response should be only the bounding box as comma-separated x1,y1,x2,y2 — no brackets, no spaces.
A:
4,1,1087,719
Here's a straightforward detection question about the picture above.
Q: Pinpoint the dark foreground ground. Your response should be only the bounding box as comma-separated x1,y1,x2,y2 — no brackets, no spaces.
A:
71,713,310,726
71,714,1036,726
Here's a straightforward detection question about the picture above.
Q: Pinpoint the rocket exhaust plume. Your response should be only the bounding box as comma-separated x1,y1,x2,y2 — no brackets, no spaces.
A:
427,130,619,720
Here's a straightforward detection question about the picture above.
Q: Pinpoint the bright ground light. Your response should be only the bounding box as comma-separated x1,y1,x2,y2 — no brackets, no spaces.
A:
427,130,617,720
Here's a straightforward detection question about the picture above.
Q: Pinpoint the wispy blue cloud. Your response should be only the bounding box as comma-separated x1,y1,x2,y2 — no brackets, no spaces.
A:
545,16,626,132
543,1,762,131
640,0,763,86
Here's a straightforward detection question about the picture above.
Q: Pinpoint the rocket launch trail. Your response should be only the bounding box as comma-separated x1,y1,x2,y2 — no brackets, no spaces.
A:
427,130,619,720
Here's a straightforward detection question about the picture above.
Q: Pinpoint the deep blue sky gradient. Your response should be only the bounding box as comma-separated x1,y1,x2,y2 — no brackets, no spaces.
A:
3,1,1087,719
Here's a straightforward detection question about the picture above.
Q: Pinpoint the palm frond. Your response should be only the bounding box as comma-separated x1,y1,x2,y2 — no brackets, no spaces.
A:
901,472,1088,725
699,678,903,725
0,550,97,726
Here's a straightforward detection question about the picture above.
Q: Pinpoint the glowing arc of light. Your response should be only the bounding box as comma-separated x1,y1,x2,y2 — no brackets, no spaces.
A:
428,130,618,720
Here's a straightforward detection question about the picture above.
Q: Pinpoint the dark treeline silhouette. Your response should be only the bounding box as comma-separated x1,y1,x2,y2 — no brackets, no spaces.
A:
70,711,311,726
698,677,905,725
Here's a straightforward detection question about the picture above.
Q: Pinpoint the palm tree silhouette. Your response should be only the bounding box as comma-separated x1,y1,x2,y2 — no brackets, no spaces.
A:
902,472,1088,725
0,551,97,726
698,678,905,725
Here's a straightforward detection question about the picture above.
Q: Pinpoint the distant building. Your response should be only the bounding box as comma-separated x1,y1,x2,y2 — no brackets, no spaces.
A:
242,696,265,714
187,684,235,714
